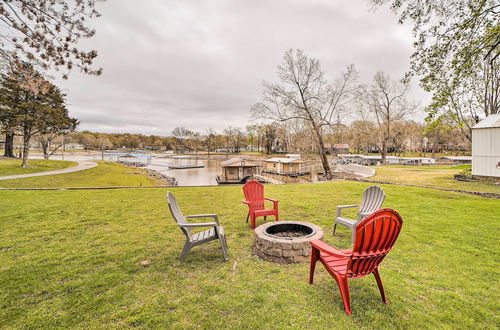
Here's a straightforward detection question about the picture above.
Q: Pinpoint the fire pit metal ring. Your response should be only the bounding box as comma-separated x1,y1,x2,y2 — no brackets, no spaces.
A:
264,222,316,239
254,221,324,264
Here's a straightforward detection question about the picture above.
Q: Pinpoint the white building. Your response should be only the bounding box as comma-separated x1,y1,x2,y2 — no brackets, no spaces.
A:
338,154,436,166
337,154,400,166
398,157,436,165
472,114,500,178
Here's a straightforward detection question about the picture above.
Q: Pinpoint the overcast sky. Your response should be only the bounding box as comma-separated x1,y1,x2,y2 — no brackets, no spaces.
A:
55,0,429,136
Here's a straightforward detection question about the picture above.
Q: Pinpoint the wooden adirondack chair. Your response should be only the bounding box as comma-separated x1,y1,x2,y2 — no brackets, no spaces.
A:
242,180,279,229
309,208,403,315
167,192,229,261
333,185,386,243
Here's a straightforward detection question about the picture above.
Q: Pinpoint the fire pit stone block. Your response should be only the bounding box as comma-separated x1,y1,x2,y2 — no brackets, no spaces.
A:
253,221,324,264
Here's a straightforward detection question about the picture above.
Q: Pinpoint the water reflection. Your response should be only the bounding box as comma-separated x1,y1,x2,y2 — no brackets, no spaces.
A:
31,153,221,186
30,153,324,186
147,157,220,186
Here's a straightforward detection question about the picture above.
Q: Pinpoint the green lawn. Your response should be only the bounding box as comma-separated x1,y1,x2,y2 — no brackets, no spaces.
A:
0,158,77,176
0,161,162,188
0,182,498,328
372,165,500,194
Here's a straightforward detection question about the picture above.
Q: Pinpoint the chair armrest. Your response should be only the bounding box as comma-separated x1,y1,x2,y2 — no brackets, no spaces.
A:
179,222,218,228
336,205,358,218
264,197,279,209
242,200,251,205
337,204,358,210
309,239,350,258
359,211,373,219
186,214,219,224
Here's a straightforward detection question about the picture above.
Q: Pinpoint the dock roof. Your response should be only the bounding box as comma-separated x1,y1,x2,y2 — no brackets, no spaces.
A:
220,158,260,167
264,157,303,163
437,156,472,160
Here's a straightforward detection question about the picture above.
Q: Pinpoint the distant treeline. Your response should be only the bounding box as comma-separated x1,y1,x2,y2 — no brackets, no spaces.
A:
64,120,470,156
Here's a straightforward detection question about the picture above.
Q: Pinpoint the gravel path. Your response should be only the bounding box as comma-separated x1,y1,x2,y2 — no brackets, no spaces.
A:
0,161,98,181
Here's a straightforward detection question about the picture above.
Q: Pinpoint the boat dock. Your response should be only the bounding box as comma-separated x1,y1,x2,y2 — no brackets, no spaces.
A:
168,165,205,169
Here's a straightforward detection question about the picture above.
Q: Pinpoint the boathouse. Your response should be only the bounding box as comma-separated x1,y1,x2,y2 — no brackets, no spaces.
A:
263,157,304,175
217,158,261,183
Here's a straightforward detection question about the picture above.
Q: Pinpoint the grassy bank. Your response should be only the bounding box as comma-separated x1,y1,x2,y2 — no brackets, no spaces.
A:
0,182,498,328
371,165,500,194
0,158,77,176
0,161,162,188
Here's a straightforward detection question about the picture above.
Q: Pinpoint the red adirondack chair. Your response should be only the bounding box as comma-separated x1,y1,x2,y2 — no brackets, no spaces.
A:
309,208,403,315
242,180,279,229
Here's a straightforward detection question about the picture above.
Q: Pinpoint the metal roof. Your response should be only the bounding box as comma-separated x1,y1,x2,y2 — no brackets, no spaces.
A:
220,158,260,167
333,144,350,148
338,154,398,160
119,153,152,159
473,114,500,129
103,152,151,159
264,157,303,163
438,156,472,160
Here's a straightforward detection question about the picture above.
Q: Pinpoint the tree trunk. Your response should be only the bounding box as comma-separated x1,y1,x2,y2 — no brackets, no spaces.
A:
313,126,332,180
381,138,387,165
381,123,390,165
41,140,49,159
4,133,15,158
21,130,31,168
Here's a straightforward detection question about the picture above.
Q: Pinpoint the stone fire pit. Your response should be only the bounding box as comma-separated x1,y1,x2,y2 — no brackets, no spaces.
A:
253,221,324,264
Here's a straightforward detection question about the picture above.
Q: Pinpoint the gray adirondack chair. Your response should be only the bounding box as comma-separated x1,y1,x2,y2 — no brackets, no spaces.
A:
167,192,229,261
333,185,386,243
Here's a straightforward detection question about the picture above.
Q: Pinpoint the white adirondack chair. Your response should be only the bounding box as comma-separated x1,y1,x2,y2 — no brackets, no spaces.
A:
167,192,229,261
333,185,386,243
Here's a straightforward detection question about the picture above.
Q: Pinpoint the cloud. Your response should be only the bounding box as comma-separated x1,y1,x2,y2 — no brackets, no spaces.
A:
55,0,429,135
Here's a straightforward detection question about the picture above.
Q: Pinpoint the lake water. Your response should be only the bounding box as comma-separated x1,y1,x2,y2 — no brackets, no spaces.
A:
30,153,330,186
31,153,221,186
146,157,220,186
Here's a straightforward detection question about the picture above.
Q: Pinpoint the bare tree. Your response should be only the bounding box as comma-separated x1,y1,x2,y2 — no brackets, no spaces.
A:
262,123,278,154
96,133,111,159
204,128,217,157
171,126,193,153
251,49,357,179
345,120,377,154
223,127,246,153
0,0,102,78
358,72,417,164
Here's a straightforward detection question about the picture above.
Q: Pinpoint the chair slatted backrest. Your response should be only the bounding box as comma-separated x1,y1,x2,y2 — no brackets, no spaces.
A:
167,192,192,239
347,208,403,278
243,180,265,209
358,185,386,219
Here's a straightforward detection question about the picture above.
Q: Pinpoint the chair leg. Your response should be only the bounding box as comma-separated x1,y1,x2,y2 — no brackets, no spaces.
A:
373,269,388,304
246,212,249,223
351,229,356,244
179,240,192,262
333,223,337,236
275,212,279,222
219,234,229,261
264,216,267,221
335,276,352,315
309,248,319,284
251,214,256,230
